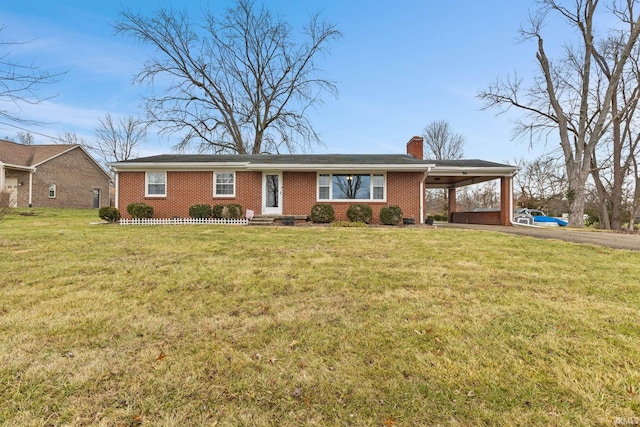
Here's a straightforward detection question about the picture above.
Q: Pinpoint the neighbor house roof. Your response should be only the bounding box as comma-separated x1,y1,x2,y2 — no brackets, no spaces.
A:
0,139,111,179
0,139,81,168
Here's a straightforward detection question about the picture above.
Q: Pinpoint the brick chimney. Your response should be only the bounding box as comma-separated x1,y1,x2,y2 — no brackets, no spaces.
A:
406,136,424,159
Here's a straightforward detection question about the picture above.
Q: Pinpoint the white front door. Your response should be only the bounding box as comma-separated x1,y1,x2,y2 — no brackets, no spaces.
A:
5,178,18,208
262,172,282,215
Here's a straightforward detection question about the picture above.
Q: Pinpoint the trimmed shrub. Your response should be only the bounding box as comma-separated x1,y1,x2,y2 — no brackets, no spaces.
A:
213,203,242,219
212,204,225,218
226,203,242,219
126,202,141,216
98,206,120,223
189,204,212,219
127,202,153,219
310,203,335,223
346,204,372,224
379,205,403,225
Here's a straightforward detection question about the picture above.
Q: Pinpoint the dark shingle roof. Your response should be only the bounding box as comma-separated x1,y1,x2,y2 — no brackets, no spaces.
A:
116,153,431,165
113,153,515,168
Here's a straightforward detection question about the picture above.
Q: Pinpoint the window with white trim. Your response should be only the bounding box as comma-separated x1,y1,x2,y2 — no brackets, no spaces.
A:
214,171,235,197
145,171,166,197
48,183,57,198
317,173,386,201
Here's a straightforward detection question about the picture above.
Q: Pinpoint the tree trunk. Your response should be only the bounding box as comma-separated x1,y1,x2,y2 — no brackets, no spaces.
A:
567,168,589,227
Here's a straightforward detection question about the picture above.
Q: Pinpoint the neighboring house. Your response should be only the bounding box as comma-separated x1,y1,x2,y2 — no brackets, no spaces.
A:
109,136,520,225
0,139,111,208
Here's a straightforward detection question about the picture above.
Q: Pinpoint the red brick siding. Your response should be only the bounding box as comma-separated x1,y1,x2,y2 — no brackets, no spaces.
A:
117,170,263,218
283,171,423,223
282,172,316,215
451,211,502,225
6,148,110,208
118,169,424,223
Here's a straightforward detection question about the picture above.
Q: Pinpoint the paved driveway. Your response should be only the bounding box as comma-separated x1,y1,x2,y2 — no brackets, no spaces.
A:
436,223,640,251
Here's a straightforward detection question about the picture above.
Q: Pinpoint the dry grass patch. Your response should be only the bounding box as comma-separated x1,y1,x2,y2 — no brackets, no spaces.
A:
1,209,639,426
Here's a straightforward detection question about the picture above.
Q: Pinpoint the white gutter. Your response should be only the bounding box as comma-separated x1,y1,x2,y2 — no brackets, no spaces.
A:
107,162,251,171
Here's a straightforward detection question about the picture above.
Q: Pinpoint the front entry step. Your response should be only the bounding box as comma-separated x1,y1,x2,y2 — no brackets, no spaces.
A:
248,216,275,226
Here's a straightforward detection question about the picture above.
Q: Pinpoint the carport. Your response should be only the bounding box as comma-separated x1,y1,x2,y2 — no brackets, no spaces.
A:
424,160,520,226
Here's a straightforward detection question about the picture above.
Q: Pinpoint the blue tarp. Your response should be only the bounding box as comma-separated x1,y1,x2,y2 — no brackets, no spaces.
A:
533,216,568,226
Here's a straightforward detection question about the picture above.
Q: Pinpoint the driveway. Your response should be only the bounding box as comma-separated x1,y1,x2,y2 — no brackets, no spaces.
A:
436,223,640,251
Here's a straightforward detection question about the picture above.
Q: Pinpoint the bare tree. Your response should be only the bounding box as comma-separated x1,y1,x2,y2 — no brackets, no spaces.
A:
91,114,147,163
478,0,640,227
422,120,465,214
115,0,341,154
513,155,567,215
587,30,640,230
0,25,64,126
56,131,87,146
422,120,465,161
16,131,34,145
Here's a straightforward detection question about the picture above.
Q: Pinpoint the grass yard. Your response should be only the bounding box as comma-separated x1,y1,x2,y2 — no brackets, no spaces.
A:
1,209,639,426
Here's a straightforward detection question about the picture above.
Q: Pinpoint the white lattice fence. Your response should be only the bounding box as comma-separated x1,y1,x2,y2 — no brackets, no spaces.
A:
119,218,249,226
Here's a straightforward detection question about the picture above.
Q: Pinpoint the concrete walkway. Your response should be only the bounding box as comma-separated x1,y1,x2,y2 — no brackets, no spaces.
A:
436,223,640,251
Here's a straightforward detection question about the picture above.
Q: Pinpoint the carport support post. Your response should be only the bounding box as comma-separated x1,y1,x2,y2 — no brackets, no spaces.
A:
448,188,456,222
500,176,511,226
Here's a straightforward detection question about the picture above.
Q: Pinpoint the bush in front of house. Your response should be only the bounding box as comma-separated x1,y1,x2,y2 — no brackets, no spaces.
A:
347,204,372,224
189,204,212,218
226,203,242,219
127,202,154,219
310,203,335,223
213,203,243,219
379,205,403,225
98,206,120,223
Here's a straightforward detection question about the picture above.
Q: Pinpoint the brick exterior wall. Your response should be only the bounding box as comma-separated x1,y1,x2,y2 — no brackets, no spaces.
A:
118,170,263,218
5,148,110,208
451,211,503,225
117,169,424,224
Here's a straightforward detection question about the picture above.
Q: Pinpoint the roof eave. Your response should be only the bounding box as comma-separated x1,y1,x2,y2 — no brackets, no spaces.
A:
0,162,36,172
428,166,520,176
108,162,435,172
108,162,251,171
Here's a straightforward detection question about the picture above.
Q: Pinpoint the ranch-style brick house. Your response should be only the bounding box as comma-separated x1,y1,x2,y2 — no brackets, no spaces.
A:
109,136,519,225
0,139,111,209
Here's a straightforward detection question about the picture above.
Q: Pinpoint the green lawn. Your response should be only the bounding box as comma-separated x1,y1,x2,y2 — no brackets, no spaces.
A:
1,209,639,426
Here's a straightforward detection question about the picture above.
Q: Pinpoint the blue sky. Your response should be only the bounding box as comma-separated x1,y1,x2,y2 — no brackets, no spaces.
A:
1,1,554,162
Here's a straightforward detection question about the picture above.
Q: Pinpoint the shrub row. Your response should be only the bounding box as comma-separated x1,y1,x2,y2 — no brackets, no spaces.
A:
100,202,405,225
310,203,405,226
191,203,243,219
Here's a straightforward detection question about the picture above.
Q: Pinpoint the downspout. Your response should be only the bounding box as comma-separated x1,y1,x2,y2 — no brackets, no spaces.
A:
113,171,119,209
